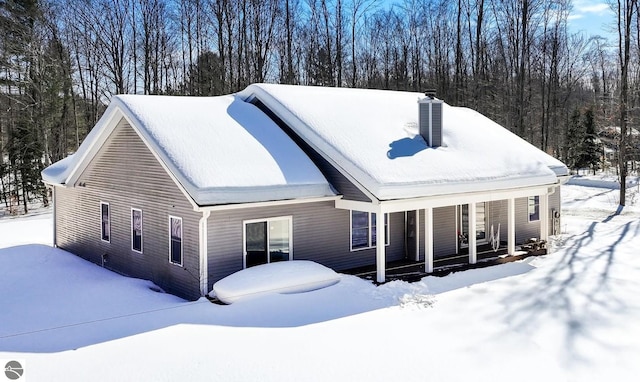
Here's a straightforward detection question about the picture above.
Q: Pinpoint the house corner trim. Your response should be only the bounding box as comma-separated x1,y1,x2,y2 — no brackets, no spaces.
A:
199,210,211,296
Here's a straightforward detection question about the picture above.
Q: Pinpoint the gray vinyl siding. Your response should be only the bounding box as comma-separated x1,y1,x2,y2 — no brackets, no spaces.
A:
494,197,543,244
515,197,541,243
207,202,404,289
491,200,509,242
415,206,457,261
433,206,457,258
55,119,201,300
489,191,562,244
250,98,371,202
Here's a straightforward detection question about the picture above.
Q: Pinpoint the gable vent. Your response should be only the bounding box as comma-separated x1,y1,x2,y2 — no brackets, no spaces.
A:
418,90,444,147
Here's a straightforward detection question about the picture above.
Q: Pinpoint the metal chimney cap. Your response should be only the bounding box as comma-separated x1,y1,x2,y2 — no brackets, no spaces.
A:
424,89,436,98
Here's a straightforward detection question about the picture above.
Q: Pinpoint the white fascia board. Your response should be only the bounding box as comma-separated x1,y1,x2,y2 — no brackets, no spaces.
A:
336,183,558,214
41,180,65,188
334,199,380,213
239,87,379,204
372,172,559,201
196,195,342,212
557,175,572,185
192,183,336,206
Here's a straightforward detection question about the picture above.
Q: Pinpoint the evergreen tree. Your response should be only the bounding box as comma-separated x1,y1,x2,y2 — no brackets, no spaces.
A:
187,51,224,96
565,108,583,172
579,108,601,175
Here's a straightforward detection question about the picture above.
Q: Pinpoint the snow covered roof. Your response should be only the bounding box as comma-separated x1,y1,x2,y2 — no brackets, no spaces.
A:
239,84,568,200
42,94,336,205
43,84,568,206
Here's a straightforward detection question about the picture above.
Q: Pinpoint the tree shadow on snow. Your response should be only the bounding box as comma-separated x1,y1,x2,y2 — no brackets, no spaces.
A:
499,209,637,362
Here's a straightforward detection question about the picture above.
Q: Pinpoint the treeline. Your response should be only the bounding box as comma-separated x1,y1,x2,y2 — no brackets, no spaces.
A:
0,0,636,212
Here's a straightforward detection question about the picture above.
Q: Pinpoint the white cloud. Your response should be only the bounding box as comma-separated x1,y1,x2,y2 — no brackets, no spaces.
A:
572,1,610,16
568,1,614,36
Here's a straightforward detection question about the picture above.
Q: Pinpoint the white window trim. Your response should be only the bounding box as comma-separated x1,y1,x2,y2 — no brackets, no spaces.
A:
528,196,540,222
242,216,293,269
169,215,183,267
350,211,390,252
100,201,110,243
131,207,143,254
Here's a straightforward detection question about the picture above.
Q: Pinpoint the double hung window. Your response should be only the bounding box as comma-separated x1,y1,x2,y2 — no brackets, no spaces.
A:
169,216,183,265
100,202,110,242
528,196,540,222
350,211,389,250
131,208,143,253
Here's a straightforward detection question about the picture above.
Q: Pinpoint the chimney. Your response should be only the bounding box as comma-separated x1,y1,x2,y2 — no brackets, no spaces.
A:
418,89,444,147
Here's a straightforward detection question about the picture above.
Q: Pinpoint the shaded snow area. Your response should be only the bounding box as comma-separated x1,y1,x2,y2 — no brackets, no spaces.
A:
1,176,639,381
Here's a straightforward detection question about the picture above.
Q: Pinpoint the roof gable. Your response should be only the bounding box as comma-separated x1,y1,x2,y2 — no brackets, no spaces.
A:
43,94,335,206
240,84,568,200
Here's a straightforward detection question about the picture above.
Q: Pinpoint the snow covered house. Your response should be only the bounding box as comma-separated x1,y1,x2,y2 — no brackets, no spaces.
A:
41,84,569,300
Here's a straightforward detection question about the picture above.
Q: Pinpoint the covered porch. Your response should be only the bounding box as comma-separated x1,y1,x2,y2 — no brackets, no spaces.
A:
336,184,558,283
344,243,547,283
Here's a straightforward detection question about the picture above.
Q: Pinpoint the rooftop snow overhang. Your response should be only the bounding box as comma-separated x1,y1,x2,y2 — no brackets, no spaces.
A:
41,154,76,185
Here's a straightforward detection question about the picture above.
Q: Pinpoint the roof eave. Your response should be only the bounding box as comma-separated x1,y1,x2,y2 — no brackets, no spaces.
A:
192,183,337,206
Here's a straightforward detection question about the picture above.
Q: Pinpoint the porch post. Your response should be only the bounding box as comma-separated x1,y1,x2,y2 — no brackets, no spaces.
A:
540,193,549,242
376,210,386,283
425,207,433,273
508,198,515,255
415,209,420,261
469,202,477,264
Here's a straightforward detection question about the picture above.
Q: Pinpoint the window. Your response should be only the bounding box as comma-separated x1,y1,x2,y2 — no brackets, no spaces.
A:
100,202,110,242
243,216,292,268
528,196,540,222
459,203,488,245
131,208,143,253
169,216,183,265
350,211,389,250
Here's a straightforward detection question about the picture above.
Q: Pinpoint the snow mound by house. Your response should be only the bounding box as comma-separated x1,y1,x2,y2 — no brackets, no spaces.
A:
210,260,341,304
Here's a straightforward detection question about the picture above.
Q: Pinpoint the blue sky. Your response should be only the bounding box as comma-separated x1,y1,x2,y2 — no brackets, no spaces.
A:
568,0,615,38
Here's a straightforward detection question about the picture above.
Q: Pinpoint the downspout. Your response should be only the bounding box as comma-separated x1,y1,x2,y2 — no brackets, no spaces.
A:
375,206,386,283
199,210,211,297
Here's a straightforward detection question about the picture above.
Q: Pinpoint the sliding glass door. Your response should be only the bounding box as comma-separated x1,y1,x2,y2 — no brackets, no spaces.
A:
244,217,292,268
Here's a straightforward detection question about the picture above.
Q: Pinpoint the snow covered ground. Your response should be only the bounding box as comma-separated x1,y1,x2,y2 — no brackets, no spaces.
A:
1,175,639,381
